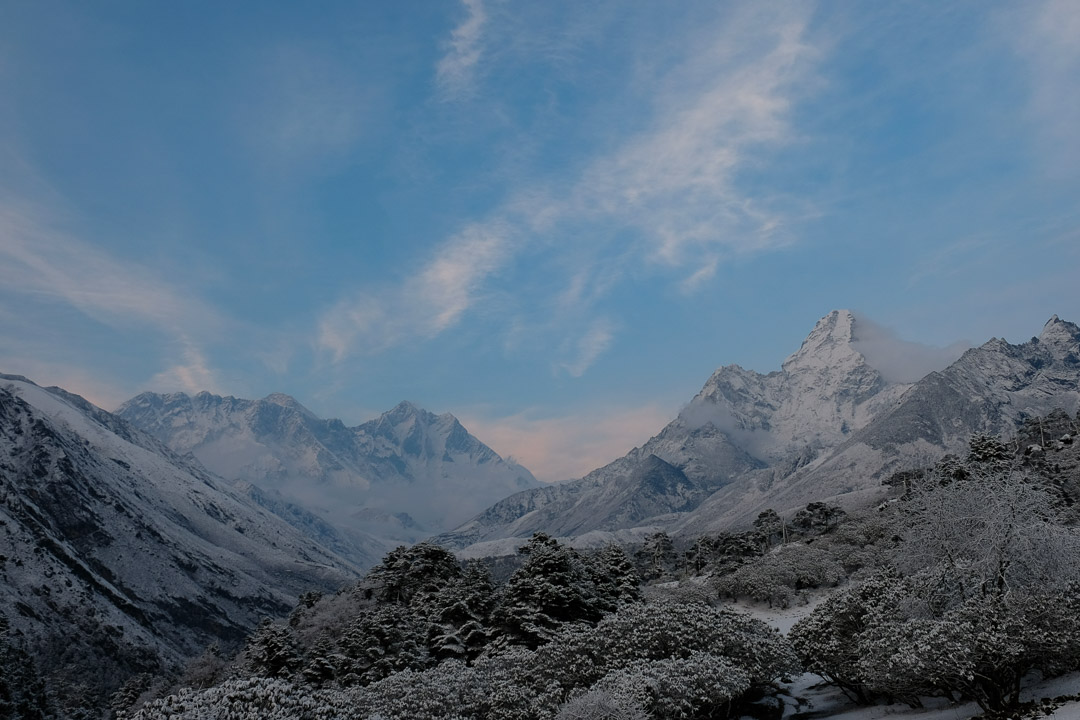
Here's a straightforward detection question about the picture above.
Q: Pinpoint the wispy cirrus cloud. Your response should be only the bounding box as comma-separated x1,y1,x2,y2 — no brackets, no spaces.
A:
0,199,225,394
1007,0,1080,168
323,4,820,372
0,203,219,333
435,0,488,100
559,317,616,378
318,220,513,361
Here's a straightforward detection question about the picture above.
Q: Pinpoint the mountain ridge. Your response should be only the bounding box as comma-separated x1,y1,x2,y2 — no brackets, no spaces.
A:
116,390,539,551
437,311,1080,551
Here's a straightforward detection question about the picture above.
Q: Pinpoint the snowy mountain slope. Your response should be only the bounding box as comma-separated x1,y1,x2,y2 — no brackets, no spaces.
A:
439,312,1080,552
116,392,538,545
437,311,909,548
678,314,1080,532
0,374,362,705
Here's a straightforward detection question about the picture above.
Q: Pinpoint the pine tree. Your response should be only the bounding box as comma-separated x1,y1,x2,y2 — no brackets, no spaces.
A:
588,544,642,611
366,542,463,605
494,533,602,648
244,619,302,679
634,532,676,582
0,616,51,720
426,563,497,661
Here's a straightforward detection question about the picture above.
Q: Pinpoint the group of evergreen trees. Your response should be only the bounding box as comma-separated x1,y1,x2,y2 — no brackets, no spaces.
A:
127,535,795,720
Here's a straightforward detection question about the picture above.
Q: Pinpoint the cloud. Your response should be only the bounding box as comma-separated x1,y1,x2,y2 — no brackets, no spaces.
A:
146,340,222,395
317,221,513,361
570,12,814,267
680,256,720,294
459,402,673,483
0,201,220,335
0,199,225,393
559,318,615,377
850,313,970,384
435,0,488,100
1008,0,1080,168
321,4,820,366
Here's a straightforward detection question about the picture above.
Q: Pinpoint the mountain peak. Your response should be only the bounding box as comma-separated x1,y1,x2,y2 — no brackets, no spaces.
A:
385,400,426,420
1040,314,1079,340
261,392,316,418
1038,314,1080,358
782,310,859,372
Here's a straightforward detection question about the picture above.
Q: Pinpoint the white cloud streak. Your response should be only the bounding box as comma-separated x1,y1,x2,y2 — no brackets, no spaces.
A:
560,318,615,378
1009,0,1080,168
318,221,512,362
435,0,488,100
0,200,224,392
146,341,223,396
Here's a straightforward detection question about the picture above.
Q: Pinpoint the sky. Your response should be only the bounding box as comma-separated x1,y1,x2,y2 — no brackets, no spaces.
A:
1,1,1078,483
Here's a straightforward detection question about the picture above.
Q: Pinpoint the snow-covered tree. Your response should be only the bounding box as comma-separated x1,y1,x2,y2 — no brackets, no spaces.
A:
635,532,677,581
493,533,603,648
587,544,642,611
425,563,497,661
555,689,648,720
753,509,785,548
244,619,302,679
336,604,430,685
366,542,463,605
0,616,51,720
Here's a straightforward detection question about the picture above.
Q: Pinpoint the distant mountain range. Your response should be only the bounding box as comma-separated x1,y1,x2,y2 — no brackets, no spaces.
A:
437,312,1080,552
0,374,361,708
115,391,538,546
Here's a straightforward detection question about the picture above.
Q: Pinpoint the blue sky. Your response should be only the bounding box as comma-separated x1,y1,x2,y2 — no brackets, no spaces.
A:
1,1,1078,482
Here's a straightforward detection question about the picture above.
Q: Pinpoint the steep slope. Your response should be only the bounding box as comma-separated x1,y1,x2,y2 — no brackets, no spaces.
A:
437,310,912,548
116,392,538,544
0,374,362,710
680,314,1080,531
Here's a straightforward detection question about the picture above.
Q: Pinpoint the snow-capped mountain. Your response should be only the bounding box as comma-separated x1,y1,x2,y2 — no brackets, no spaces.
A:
680,313,1080,533
0,374,362,707
438,312,1080,551
116,392,538,547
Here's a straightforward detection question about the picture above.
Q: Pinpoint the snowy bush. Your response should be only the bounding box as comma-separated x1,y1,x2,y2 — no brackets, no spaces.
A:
128,676,356,720
555,689,648,720
714,543,845,608
594,652,749,720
